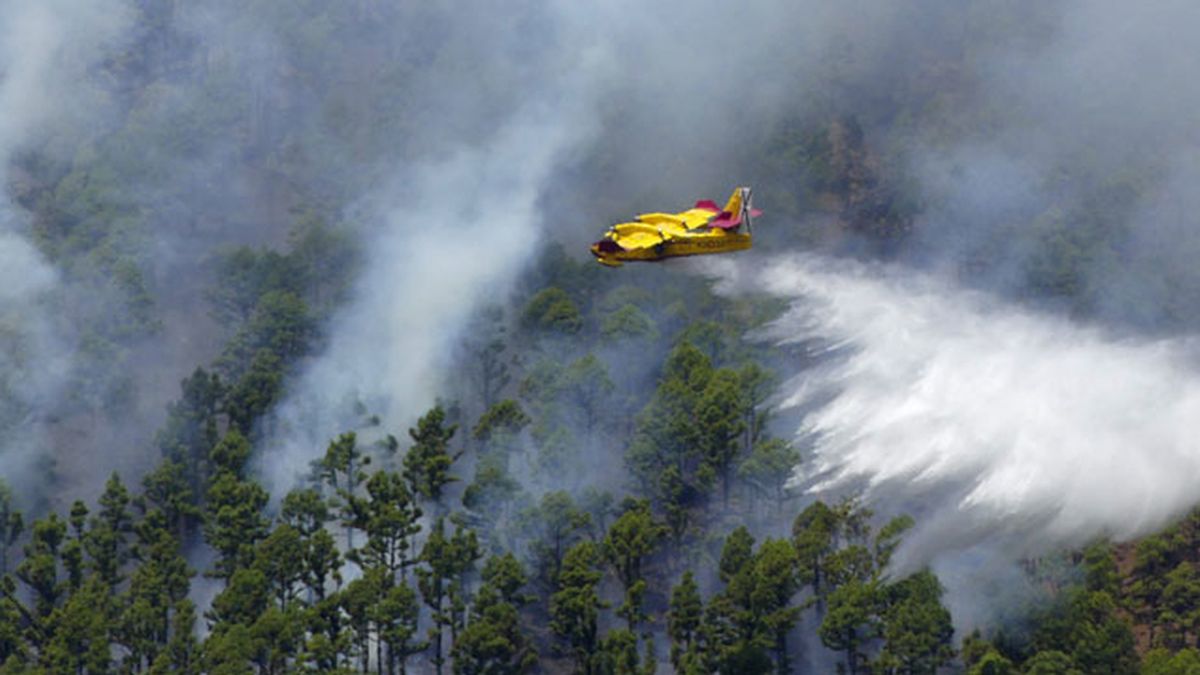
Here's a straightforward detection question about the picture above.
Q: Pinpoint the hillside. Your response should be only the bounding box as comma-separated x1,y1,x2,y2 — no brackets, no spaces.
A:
3,2,1200,674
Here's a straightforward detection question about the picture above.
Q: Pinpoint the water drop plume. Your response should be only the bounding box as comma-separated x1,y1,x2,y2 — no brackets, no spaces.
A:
712,253,1200,563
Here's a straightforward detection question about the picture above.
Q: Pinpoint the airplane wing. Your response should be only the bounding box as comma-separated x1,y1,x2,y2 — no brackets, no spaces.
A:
615,228,666,251
636,212,686,229
676,207,722,229
637,207,717,231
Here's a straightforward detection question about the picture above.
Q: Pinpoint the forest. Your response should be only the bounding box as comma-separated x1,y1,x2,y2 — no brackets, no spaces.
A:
3,1,1200,674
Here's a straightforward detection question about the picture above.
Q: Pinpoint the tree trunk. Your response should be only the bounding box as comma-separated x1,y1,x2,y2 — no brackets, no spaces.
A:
434,625,444,675
845,629,858,675
377,632,384,675
775,631,789,675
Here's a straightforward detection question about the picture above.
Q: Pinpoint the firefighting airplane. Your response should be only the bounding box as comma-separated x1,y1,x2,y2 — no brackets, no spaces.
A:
589,187,761,267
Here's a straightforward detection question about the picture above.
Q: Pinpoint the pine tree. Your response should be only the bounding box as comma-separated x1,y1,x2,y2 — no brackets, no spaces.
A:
710,530,807,674
140,459,203,546
376,580,425,675
446,521,482,653
792,501,837,600
418,518,479,675
403,406,460,512
42,577,113,673
16,514,68,618
118,507,194,670
668,571,703,671
696,369,747,505
315,431,371,549
63,501,87,593
626,341,712,493
225,349,285,435
304,529,342,604
204,431,270,581
87,472,134,591
603,500,665,633
207,567,269,628
720,526,756,584
562,354,614,438
519,490,591,590
736,362,776,452
451,555,537,674
0,482,24,577
751,539,803,674
877,570,954,674
280,487,341,600
341,569,381,673
254,525,306,610
820,578,878,675
471,399,530,454
248,604,308,674
346,470,423,583
156,368,223,512
738,438,799,511
0,575,25,664
280,487,331,538
303,594,352,672
550,541,606,675
461,457,522,541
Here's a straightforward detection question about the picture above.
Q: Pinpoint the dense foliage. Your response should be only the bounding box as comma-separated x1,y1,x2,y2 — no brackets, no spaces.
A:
3,231,1185,672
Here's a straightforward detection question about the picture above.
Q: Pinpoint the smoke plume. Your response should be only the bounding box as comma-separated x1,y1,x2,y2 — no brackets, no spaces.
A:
0,0,132,502
261,109,597,493
256,3,620,492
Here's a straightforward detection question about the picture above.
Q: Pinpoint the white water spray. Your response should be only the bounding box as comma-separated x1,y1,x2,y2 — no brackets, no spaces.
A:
712,253,1200,560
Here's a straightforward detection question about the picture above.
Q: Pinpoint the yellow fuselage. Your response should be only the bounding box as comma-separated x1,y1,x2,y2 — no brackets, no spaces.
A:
590,207,752,267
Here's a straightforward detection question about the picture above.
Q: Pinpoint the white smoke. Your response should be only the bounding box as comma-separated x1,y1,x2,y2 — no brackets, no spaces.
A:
262,113,588,490
711,253,1200,560
257,12,615,493
0,232,62,489
0,1,127,145
0,0,131,498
